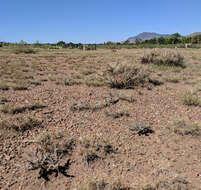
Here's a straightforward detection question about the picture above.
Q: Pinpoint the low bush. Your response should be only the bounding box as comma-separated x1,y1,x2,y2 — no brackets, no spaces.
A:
173,120,201,136
1,102,45,114
13,46,36,54
12,82,28,90
106,63,149,89
141,50,185,68
0,116,42,132
182,91,201,106
0,83,9,90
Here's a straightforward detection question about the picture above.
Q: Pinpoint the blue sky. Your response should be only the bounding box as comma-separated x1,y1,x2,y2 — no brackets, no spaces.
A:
1,0,200,43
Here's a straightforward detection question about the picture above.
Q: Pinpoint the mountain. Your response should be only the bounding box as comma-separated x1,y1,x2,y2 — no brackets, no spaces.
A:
188,32,201,37
127,32,170,43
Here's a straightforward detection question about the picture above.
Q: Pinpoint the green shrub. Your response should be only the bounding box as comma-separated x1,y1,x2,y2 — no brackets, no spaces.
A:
57,41,66,48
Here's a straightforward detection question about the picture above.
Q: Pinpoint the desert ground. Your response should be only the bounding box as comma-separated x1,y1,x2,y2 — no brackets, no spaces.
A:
0,47,201,189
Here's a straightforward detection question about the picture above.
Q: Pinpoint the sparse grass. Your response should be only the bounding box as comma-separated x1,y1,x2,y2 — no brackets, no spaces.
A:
30,81,42,86
70,97,119,112
0,116,42,132
141,50,185,68
85,79,105,87
85,180,107,190
12,82,28,90
142,177,200,190
0,97,8,104
55,77,81,86
105,110,130,119
110,181,131,190
13,46,36,54
196,83,201,92
34,131,75,154
85,152,100,164
182,91,201,106
173,120,201,136
117,93,136,103
0,82,9,90
1,102,45,114
1,48,201,188
79,135,115,164
76,179,131,190
76,179,107,190
165,77,180,83
148,77,164,86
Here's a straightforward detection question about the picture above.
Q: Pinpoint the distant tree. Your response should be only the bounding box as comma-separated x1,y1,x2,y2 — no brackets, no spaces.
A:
135,38,141,45
157,37,166,44
182,36,192,44
171,33,182,38
192,35,201,44
19,40,26,45
123,40,130,44
57,41,66,47
198,35,201,44
169,35,182,44
34,40,41,47
106,41,114,45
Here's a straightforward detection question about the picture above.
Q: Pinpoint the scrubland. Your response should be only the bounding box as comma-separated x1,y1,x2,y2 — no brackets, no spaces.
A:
0,46,201,189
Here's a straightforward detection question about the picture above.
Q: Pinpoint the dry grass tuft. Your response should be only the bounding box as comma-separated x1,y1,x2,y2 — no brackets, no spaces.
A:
141,50,185,68
173,120,201,136
106,63,149,89
13,47,36,54
109,181,131,190
34,131,75,154
78,135,115,164
105,110,130,119
143,177,201,190
55,77,81,86
0,82,9,90
0,116,42,133
84,180,107,190
0,97,8,105
12,82,29,90
1,102,45,114
117,93,136,103
182,91,201,106
70,97,119,112
76,179,131,190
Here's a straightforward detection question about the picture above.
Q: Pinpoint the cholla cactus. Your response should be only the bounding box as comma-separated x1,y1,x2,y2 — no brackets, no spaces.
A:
27,146,74,181
27,146,63,171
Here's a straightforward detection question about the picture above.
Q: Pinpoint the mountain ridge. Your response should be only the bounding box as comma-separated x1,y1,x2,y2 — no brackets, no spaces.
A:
127,32,201,43
127,32,170,43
